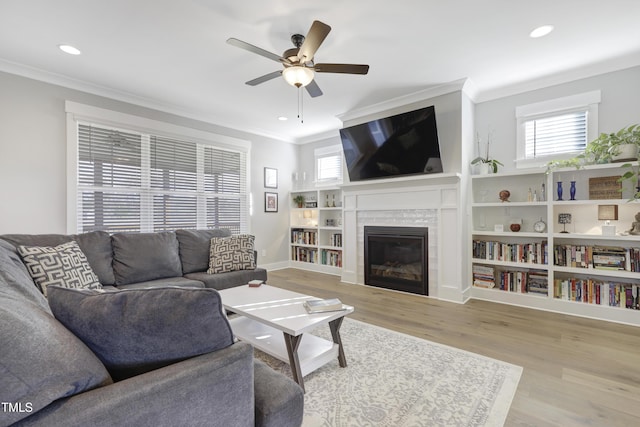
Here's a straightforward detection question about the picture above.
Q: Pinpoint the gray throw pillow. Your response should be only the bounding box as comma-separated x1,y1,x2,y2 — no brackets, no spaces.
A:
208,234,256,274
175,229,232,274
17,241,102,296
47,286,235,381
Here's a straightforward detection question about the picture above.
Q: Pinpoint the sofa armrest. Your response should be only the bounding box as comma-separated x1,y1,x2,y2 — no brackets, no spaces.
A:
15,342,255,427
254,359,304,427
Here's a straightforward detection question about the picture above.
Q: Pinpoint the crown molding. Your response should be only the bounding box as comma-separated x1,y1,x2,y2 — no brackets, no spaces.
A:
0,59,296,144
336,78,469,124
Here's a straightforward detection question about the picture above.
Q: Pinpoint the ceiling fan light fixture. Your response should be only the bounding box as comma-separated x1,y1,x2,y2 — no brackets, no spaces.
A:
283,66,314,87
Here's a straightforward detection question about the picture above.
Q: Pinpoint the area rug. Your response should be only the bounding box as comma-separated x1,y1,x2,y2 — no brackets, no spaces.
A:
255,318,522,427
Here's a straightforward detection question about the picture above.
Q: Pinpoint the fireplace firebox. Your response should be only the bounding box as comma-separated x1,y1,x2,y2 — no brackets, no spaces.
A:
364,226,428,295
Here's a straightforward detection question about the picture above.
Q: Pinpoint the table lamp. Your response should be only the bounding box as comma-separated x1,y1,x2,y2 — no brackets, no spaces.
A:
558,213,572,233
598,205,618,236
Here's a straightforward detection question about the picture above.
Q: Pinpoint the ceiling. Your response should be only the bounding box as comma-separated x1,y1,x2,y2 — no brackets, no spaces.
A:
1,1,639,143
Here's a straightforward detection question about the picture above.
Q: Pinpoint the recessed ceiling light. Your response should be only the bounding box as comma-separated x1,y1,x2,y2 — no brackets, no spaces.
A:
529,25,554,39
58,44,82,55
278,116,288,121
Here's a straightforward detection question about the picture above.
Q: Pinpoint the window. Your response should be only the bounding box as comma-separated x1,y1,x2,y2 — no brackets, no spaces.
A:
315,145,343,184
516,91,600,168
67,102,249,234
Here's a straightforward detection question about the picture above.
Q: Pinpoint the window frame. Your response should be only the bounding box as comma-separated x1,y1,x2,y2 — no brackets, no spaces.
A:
515,90,601,169
314,144,343,185
65,101,251,234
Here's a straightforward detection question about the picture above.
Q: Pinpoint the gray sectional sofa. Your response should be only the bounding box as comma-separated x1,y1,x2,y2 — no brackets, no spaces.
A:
0,228,267,291
0,230,303,427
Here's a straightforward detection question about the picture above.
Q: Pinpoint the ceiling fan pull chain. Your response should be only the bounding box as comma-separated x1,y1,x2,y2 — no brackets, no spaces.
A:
297,87,304,123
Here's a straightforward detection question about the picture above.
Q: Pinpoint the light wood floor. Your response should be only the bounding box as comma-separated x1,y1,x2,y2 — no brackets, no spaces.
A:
267,268,640,427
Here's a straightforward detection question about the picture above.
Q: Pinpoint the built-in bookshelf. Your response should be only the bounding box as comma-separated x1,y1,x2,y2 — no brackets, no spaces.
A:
470,163,640,326
289,187,343,274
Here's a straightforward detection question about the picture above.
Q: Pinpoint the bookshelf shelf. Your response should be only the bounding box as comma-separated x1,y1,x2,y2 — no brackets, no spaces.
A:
290,187,342,275
470,164,640,326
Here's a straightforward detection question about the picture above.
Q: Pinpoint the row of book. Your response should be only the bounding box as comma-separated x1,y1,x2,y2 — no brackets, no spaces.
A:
473,264,548,295
291,229,317,245
329,233,343,248
321,249,342,267
472,240,548,265
554,245,640,271
291,247,318,263
553,279,640,309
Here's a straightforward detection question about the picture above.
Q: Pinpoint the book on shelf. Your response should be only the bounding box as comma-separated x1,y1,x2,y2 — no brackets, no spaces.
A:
526,271,549,295
553,244,640,271
592,246,626,270
303,298,345,313
473,264,495,288
473,239,548,265
553,278,640,309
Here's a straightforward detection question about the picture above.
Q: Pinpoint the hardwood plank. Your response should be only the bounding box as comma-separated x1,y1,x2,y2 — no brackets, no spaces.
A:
267,268,640,426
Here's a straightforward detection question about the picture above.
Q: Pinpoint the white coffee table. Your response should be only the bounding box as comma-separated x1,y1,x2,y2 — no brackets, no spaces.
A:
218,284,354,392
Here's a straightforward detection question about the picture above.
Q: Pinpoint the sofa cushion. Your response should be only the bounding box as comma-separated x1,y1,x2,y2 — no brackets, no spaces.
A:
111,232,182,285
207,234,256,274
115,276,205,290
0,239,50,312
175,228,232,274
1,231,116,285
47,286,235,381
0,250,112,425
17,241,102,297
186,268,267,291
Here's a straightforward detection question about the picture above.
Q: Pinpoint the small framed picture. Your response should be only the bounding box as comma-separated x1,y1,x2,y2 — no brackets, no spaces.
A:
265,192,278,212
264,167,278,189
494,224,504,232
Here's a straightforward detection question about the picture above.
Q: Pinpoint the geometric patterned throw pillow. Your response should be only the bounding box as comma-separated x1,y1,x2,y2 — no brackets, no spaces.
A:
207,234,256,274
17,241,102,297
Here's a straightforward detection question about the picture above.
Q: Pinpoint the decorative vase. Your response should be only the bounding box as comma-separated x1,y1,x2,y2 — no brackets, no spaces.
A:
510,224,521,232
570,181,576,200
557,181,563,201
479,163,491,175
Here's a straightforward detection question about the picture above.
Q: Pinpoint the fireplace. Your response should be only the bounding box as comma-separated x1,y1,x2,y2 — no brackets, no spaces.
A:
364,226,428,295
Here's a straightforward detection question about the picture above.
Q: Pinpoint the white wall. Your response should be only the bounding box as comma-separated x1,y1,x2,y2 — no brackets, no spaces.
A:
0,71,296,266
475,66,640,173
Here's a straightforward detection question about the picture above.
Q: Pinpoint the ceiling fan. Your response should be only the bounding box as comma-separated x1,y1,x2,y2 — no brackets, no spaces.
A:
227,20,369,98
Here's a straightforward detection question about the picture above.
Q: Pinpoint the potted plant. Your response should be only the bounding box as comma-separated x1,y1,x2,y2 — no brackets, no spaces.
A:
471,131,503,174
586,124,640,163
546,124,640,170
545,124,640,199
292,195,305,208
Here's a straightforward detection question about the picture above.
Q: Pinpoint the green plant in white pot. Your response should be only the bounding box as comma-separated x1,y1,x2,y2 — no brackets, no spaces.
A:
546,124,640,173
471,131,503,174
588,124,640,163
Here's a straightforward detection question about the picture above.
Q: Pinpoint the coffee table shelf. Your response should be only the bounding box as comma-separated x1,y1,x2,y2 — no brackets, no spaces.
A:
228,316,339,377
219,284,354,391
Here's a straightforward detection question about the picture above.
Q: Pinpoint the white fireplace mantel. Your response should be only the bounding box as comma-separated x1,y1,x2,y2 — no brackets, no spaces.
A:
340,173,466,303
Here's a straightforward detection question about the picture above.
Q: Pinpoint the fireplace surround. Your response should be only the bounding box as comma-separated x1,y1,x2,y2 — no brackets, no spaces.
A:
364,226,428,295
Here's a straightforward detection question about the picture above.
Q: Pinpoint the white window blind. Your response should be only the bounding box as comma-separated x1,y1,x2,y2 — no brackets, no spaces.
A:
77,123,247,234
524,110,588,158
315,145,343,184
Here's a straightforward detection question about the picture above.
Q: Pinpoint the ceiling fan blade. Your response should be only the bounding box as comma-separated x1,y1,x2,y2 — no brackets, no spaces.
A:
245,70,282,86
227,38,289,64
314,63,370,74
297,20,331,62
305,80,323,98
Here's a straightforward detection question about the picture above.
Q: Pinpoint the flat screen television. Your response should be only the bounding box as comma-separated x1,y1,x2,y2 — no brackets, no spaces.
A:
338,105,443,182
